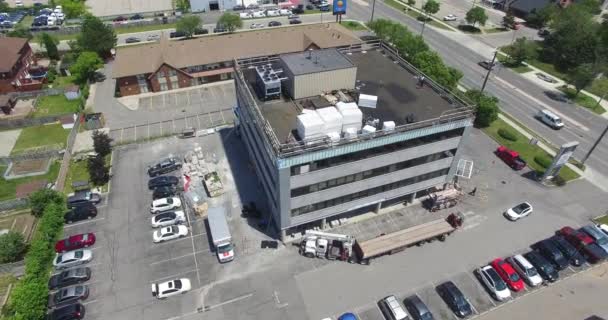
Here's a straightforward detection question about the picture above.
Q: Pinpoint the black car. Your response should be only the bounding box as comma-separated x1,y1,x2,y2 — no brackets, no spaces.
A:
582,243,608,264
148,157,182,177
152,186,176,199
148,175,180,190
49,267,91,290
551,236,584,266
524,251,558,282
404,294,434,320
113,16,128,22
478,60,496,70
194,28,209,35
268,21,282,27
125,37,141,43
47,303,85,320
436,281,472,318
534,239,569,270
130,14,144,20
48,285,89,309
67,191,101,208
213,26,227,33
305,4,315,10
292,5,304,14
64,204,97,224
289,19,302,24
169,31,186,38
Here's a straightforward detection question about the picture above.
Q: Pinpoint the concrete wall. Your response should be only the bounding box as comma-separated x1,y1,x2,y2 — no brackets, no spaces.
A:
291,67,357,99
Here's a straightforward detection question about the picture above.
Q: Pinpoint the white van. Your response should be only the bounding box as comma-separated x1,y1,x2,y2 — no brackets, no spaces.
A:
537,109,564,130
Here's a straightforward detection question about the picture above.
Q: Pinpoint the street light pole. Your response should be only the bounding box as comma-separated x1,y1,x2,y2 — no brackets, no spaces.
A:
370,0,377,22
480,50,498,94
582,124,608,165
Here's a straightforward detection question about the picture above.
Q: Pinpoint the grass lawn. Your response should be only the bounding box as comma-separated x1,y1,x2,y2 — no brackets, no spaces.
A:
53,33,79,41
342,21,367,31
10,123,70,156
482,118,580,182
47,75,76,89
303,9,322,14
63,154,111,194
594,215,608,225
587,77,608,99
383,0,452,31
484,27,508,33
500,44,568,80
559,87,606,115
31,94,80,118
0,161,61,201
496,54,533,73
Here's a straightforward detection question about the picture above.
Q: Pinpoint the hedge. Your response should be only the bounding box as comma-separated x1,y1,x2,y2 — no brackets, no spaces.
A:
534,155,553,169
497,128,518,142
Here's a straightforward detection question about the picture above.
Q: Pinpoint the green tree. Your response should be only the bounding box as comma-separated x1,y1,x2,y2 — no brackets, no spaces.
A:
176,0,191,12
578,0,601,14
508,37,538,66
422,0,440,17
526,5,556,29
40,33,59,60
567,64,596,96
465,90,499,127
28,189,64,218
92,130,113,157
217,13,242,32
502,10,515,29
59,0,86,18
0,231,26,263
465,6,488,27
176,15,201,38
8,278,49,320
368,19,401,41
70,51,103,85
395,32,429,58
412,51,461,89
88,155,110,186
77,14,117,57
7,25,33,40
407,0,415,5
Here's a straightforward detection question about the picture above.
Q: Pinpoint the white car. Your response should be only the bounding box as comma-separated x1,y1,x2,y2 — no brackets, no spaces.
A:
504,202,533,221
478,265,511,301
443,14,457,21
506,255,543,287
252,11,266,18
250,23,264,29
15,0,24,7
53,250,92,269
239,11,253,19
147,34,160,41
151,210,186,228
151,278,191,299
150,197,181,214
265,9,280,17
597,224,608,236
153,225,188,243
279,9,291,15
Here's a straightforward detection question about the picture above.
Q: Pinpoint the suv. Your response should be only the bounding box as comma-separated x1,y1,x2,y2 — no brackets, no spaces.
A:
436,281,472,318
506,255,543,287
148,176,179,190
47,303,85,320
524,251,558,282
48,285,89,309
403,294,434,320
67,191,101,208
477,265,510,301
152,186,176,200
378,295,409,320
64,204,97,224
147,157,182,177
534,239,569,270
48,267,91,290
581,225,608,254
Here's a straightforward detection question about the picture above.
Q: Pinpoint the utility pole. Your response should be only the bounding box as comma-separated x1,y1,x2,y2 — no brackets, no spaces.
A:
582,124,608,165
480,50,498,94
370,0,377,22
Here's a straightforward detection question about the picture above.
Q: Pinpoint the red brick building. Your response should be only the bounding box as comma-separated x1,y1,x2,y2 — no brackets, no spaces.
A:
112,23,362,97
0,37,46,94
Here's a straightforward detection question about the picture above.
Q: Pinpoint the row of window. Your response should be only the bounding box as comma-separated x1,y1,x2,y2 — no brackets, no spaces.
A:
290,149,456,197
290,168,450,217
186,61,233,73
290,127,465,176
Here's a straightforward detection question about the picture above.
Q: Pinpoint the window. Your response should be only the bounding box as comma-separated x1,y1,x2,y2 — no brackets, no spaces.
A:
139,84,149,93
171,80,179,89
220,73,228,80
136,74,146,81
160,83,168,91
168,69,177,77
156,72,165,80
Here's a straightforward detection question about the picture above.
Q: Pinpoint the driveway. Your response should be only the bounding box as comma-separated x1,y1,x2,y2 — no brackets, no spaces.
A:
0,130,21,157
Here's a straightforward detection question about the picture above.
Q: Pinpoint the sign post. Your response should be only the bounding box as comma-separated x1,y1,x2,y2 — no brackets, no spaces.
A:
540,141,579,182
333,0,346,23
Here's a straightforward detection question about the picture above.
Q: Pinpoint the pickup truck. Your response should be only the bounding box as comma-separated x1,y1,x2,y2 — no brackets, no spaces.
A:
495,146,526,170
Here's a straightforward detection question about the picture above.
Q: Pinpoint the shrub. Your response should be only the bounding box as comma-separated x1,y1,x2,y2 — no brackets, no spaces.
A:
0,231,26,263
552,175,566,186
8,278,49,320
497,128,518,142
534,155,553,168
28,189,64,218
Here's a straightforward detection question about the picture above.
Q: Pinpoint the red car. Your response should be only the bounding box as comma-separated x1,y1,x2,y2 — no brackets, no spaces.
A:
491,258,525,292
55,233,96,253
558,226,594,248
495,146,526,170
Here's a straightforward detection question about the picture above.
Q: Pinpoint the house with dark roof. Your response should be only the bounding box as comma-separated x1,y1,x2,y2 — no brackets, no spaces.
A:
0,37,46,95
505,0,574,17
112,23,362,97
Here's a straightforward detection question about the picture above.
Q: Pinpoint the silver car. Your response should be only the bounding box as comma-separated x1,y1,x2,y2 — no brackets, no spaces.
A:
53,250,93,269
581,225,608,253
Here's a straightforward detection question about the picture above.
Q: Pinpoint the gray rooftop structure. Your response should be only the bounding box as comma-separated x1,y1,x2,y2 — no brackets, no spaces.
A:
280,49,355,76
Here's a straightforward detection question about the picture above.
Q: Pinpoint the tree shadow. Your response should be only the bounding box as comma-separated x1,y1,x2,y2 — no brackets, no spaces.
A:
457,25,481,33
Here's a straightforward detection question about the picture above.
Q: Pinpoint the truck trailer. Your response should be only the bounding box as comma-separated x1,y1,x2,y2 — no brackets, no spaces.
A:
207,207,234,263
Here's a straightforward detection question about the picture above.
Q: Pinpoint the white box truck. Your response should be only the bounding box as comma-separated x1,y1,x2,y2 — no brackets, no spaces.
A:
207,207,234,263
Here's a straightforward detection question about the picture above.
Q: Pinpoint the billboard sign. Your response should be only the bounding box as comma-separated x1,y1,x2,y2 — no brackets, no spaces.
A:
333,0,346,15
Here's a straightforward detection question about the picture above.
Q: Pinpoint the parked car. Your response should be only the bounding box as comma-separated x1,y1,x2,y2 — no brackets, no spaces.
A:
152,186,176,199
443,14,457,21
113,16,128,22
292,5,304,14
55,233,96,253
477,265,510,301
130,13,144,20
151,197,182,214
151,278,191,299
148,175,180,190
125,37,141,43
279,8,291,15
288,14,300,19
233,4,245,10
478,60,496,70
436,281,472,318
597,224,608,236
534,239,569,270
53,250,93,270
580,225,608,253
153,225,188,243
194,28,208,35
268,21,282,27
265,9,280,16
148,157,182,177
252,10,265,18
147,34,160,41
67,190,101,208
64,204,98,224
550,236,584,267
558,226,594,247
289,19,302,24
503,202,532,221
250,22,264,29
151,210,186,228
524,251,558,282
240,11,253,18
506,254,543,287
535,72,556,83
495,146,526,171
581,243,608,264
47,303,85,320
169,31,186,38
48,267,91,290
48,285,89,309
403,294,434,320
491,258,525,292
213,26,227,33
378,295,408,320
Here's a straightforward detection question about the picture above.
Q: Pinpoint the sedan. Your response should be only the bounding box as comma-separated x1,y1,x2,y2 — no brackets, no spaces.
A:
151,210,186,228
535,72,556,83
152,186,176,200
250,23,264,29
153,225,188,243
524,251,558,282
436,281,472,318
478,60,496,70
53,250,92,270
147,34,160,41
151,278,191,299
268,21,282,27
443,14,457,21
504,202,533,221
55,233,96,253
289,19,302,24
148,175,180,190
551,236,584,267
113,16,128,22
491,258,525,292
477,265,510,301
125,37,141,43
48,285,89,309
150,197,181,214
288,14,299,19
48,267,91,290
558,226,594,247
130,13,144,20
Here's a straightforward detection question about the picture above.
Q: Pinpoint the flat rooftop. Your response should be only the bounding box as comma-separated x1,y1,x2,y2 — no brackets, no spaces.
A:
281,49,355,76
244,48,465,144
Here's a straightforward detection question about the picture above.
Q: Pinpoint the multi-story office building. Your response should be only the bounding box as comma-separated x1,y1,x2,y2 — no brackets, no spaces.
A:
234,40,475,240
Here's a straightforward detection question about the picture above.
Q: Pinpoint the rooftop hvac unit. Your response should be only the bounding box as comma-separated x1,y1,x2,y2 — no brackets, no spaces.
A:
316,107,343,135
382,121,395,131
362,125,376,134
344,127,358,139
359,94,378,108
255,64,283,101
326,132,340,143
341,108,363,133
296,112,325,140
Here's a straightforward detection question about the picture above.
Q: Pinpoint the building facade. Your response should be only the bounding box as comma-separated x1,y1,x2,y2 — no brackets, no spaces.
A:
0,37,45,95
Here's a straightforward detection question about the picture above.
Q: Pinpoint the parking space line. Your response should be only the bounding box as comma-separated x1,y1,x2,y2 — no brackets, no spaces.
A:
82,299,98,306
150,268,199,284
204,292,254,311
150,249,210,266
183,200,202,286
63,217,105,228
466,271,496,307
